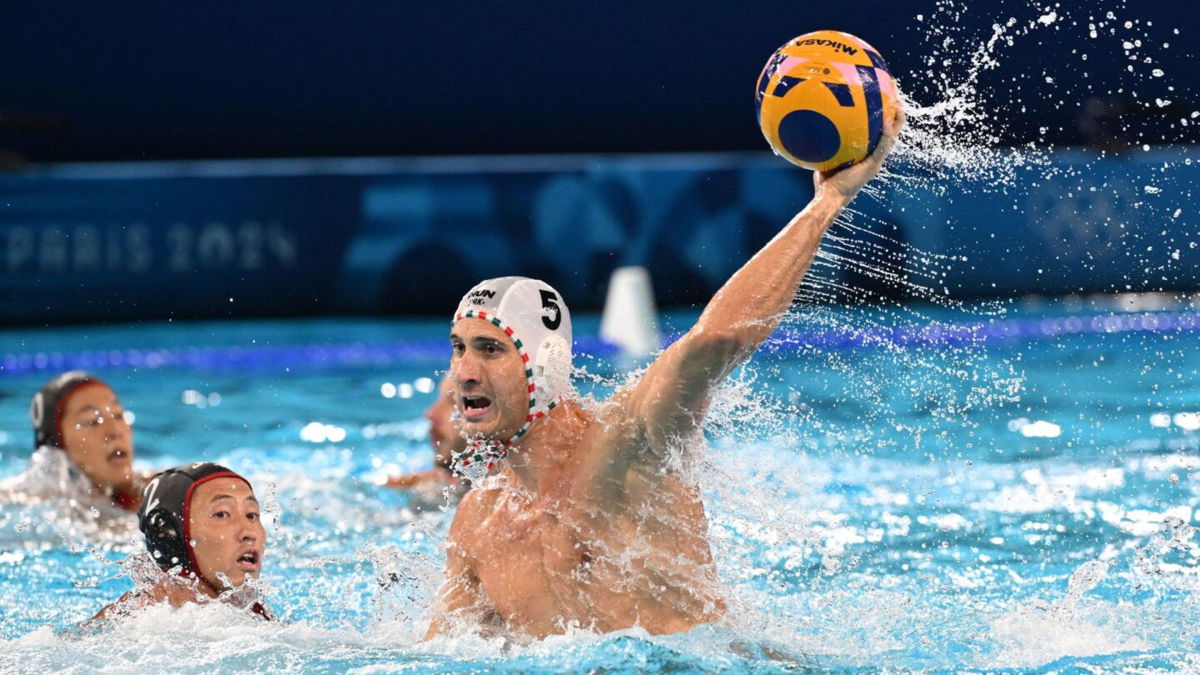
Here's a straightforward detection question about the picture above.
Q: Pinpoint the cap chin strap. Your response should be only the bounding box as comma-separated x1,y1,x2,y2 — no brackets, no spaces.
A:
452,438,509,482
451,397,562,482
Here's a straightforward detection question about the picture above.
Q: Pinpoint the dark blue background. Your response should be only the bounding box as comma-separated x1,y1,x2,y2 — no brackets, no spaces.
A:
1,1,1196,162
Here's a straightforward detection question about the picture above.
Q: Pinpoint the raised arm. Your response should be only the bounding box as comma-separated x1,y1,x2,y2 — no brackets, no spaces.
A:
619,109,905,467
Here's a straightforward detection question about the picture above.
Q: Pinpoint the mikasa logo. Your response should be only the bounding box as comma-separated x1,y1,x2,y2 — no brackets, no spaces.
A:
796,38,859,56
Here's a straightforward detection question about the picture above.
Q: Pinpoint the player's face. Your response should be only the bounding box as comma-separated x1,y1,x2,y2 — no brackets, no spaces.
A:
449,320,529,441
59,384,136,492
189,478,265,592
425,375,465,467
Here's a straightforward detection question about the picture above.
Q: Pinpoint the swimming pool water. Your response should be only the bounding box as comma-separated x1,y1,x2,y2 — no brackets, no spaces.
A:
1,301,1199,672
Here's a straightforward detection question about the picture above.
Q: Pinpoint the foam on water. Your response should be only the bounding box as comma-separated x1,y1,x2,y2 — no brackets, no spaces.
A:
3,314,1200,670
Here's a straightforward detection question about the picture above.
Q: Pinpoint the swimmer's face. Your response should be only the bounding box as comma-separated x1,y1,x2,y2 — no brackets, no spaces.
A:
189,478,265,592
449,320,530,441
59,383,135,493
425,375,465,467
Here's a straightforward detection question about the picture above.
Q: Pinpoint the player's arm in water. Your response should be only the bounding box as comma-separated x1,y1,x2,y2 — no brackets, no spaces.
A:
89,581,200,622
423,494,501,639
600,109,905,481
384,375,464,494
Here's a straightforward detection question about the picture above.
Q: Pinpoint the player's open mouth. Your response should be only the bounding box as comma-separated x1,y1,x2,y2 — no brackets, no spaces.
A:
106,447,130,464
462,395,493,421
236,550,261,572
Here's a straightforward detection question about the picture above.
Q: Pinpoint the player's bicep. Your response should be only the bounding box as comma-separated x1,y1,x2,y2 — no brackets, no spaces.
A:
628,329,743,448
424,498,496,639
424,537,479,638
424,559,478,637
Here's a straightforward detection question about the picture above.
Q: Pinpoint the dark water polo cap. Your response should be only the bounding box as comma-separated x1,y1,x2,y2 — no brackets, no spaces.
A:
30,370,108,451
138,462,247,572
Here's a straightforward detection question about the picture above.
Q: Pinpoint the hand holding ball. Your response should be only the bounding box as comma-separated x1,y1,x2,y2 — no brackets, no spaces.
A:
756,31,901,172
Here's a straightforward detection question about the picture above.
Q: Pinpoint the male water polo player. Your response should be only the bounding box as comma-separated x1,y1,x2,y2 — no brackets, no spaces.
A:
2,371,145,514
424,111,904,638
92,463,271,620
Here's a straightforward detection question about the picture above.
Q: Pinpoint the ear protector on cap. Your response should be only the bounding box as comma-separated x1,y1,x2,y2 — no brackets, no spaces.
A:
534,334,572,402
138,462,246,573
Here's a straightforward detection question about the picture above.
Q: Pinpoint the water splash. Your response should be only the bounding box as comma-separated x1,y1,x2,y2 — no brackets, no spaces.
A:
2,1,1199,671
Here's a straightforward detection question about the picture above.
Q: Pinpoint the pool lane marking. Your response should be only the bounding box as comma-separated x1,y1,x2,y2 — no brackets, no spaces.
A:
2,311,1199,377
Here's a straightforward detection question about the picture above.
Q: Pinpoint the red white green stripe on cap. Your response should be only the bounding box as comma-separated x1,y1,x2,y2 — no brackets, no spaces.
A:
451,309,560,479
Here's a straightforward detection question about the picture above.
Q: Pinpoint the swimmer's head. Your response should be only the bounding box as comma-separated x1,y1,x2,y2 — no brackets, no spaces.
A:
424,374,464,470
31,371,136,494
139,463,265,593
449,277,572,475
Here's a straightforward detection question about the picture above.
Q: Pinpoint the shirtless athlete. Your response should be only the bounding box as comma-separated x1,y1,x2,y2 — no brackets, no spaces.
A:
426,110,903,639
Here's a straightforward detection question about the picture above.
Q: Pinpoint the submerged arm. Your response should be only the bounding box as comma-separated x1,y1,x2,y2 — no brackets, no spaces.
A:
423,551,485,639
424,500,499,639
87,581,195,623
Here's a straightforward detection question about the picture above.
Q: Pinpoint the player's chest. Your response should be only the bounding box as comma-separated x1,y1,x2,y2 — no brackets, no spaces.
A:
476,500,585,561
473,503,597,588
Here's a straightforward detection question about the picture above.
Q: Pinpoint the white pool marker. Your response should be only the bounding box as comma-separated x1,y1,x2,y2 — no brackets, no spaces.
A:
600,266,660,358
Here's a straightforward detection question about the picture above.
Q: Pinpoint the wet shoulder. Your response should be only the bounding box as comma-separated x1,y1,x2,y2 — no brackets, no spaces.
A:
451,484,503,529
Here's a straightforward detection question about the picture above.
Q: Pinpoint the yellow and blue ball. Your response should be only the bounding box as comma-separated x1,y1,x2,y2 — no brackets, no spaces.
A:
756,30,901,172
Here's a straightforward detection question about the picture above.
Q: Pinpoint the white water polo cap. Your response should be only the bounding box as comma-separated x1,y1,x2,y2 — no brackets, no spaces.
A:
451,277,573,479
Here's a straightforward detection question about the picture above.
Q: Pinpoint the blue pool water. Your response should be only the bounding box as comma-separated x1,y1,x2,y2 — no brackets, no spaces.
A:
1,300,1199,672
